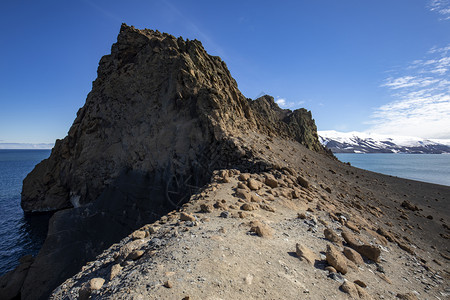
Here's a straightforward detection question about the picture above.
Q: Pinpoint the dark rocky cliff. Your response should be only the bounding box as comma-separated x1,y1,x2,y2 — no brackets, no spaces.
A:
9,24,329,300
21,24,327,214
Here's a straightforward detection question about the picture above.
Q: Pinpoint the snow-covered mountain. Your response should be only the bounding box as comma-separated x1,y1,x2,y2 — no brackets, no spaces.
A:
318,130,450,154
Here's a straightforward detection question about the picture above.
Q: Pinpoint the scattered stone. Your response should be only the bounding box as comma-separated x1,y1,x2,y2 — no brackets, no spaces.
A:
401,200,419,211
264,175,278,188
345,221,360,233
127,250,145,260
326,244,348,274
236,189,252,201
237,182,249,190
297,176,309,188
342,230,381,262
163,280,173,288
298,212,307,219
396,293,419,300
220,211,230,218
180,212,196,222
147,226,159,234
295,243,318,265
214,200,227,210
260,204,275,212
109,264,122,280
250,221,273,238
340,281,359,299
354,244,381,263
247,178,262,190
239,173,250,181
343,247,364,266
397,242,415,255
354,280,367,288
341,281,373,299
89,278,105,290
238,211,248,218
376,273,392,284
324,228,341,244
241,203,258,211
131,230,146,240
251,194,262,203
200,203,213,213
328,272,345,283
325,266,337,273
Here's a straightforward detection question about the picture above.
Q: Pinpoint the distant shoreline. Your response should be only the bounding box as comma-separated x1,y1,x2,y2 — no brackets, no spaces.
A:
0,144,53,150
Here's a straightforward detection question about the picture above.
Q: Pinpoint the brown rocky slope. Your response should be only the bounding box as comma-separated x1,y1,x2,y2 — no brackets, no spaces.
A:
52,133,450,299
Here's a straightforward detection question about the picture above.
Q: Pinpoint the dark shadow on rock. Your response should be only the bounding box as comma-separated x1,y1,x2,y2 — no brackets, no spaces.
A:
20,168,204,300
314,259,328,270
287,251,297,258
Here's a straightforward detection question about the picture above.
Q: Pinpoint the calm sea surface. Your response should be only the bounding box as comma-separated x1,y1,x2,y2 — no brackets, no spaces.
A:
335,153,450,187
0,150,51,276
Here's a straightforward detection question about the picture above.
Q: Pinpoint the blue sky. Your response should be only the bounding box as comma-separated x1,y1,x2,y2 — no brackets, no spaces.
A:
0,0,449,144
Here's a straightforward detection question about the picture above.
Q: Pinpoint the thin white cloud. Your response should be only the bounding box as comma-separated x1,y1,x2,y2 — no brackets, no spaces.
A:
369,45,450,139
429,0,450,20
275,97,305,109
276,98,286,106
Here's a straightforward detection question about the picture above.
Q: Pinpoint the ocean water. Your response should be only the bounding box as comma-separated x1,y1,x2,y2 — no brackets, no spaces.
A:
0,150,52,276
335,153,450,186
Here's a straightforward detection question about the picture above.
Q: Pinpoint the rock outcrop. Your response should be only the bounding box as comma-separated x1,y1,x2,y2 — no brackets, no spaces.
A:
14,24,329,299
22,24,327,214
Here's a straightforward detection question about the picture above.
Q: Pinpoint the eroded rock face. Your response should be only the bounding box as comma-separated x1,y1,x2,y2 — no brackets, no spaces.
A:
21,24,327,214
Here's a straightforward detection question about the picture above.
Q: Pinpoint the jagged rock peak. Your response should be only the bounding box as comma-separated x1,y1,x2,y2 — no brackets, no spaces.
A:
21,23,326,214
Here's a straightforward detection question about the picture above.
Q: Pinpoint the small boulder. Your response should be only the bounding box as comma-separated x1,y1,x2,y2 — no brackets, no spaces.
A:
109,263,122,280
396,293,419,300
89,278,105,291
354,279,367,288
340,281,359,299
131,230,146,240
241,203,258,211
250,220,273,238
127,250,145,260
264,175,278,188
260,204,275,212
297,176,309,188
401,200,419,211
326,244,348,274
354,244,381,263
180,212,196,222
200,203,213,213
236,189,251,201
295,243,318,265
343,247,364,266
239,173,250,181
247,178,262,190
324,228,341,244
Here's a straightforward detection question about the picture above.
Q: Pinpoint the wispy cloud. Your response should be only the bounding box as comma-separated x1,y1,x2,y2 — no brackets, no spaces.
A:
368,45,450,139
276,97,305,109
429,0,450,20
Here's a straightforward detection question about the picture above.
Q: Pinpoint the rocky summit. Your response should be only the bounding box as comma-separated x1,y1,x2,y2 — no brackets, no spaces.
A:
1,24,448,300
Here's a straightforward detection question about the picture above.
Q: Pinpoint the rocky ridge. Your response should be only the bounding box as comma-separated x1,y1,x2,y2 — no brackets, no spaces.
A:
51,133,450,299
21,24,326,214
1,24,330,300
